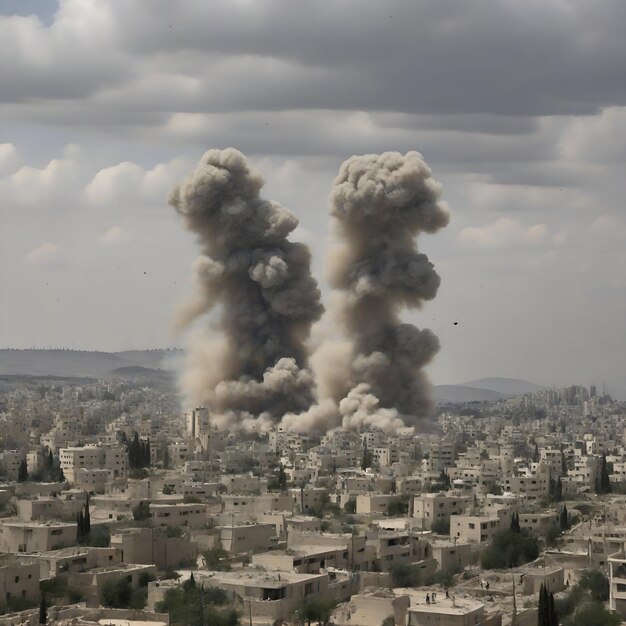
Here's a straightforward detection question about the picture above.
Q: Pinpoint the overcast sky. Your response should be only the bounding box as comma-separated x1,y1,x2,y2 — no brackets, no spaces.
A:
1,0,624,387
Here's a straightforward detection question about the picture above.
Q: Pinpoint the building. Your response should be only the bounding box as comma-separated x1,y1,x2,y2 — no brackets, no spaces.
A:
0,555,39,606
0,521,77,553
413,493,471,530
219,523,276,553
149,503,208,529
110,527,197,570
59,446,127,485
449,514,501,544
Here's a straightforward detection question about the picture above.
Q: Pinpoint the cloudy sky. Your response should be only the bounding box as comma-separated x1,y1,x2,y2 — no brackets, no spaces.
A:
1,0,625,388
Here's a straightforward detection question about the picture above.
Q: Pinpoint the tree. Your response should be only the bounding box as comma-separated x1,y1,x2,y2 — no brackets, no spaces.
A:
39,595,47,625
547,591,558,626
559,504,569,531
549,476,563,503
578,569,609,601
431,518,450,535
343,499,356,514
101,578,132,608
565,602,620,626
439,469,450,490
132,500,151,521
532,442,540,463
387,496,409,517
538,583,548,626
389,562,421,587
361,443,372,470
561,451,568,477
156,583,237,626
18,458,29,482
295,598,336,626
278,464,287,491
77,510,85,541
84,496,91,535
510,512,521,533
545,524,561,548
595,453,611,494
481,529,540,569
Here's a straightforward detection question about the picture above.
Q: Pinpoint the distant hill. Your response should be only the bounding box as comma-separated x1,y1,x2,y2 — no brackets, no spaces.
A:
107,365,174,382
0,349,181,378
434,385,510,404
459,377,543,396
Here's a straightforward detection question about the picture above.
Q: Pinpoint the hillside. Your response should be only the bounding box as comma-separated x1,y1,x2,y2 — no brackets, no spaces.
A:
0,349,181,378
433,385,510,404
460,377,543,396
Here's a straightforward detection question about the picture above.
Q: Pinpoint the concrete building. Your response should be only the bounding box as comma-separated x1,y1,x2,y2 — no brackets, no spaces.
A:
219,523,276,553
149,503,208,529
413,493,471,530
0,556,39,606
609,550,626,616
110,527,197,570
356,494,401,516
408,594,494,626
429,540,473,572
450,514,501,544
30,546,121,579
67,563,157,606
0,521,77,552
221,494,293,515
17,496,84,523
148,570,332,622
59,446,127,485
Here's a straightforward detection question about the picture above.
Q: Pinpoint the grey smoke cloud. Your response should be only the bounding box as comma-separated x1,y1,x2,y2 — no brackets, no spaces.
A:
169,148,323,428
327,151,449,428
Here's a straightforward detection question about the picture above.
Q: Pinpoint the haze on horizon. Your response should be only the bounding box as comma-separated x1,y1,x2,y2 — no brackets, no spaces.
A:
1,0,625,389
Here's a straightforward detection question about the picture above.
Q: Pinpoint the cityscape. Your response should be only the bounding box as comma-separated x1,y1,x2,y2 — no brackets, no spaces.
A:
2,2,625,626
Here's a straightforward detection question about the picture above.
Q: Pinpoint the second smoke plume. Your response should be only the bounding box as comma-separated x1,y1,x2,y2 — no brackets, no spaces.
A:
327,151,450,427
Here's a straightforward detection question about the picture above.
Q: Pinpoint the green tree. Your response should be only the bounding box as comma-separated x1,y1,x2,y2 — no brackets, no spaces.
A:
431,518,450,535
18,458,29,482
343,499,356,514
278,464,287,491
439,469,451,489
545,524,561,548
547,591,558,626
39,595,47,625
84,496,91,535
77,510,86,541
481,529,540,569
510,512,521,533
532,442,540,463
101,578,132,608
361,443,372,470
578,569,609,601
538,583,548,626
564,602,620,626
559,504,569,531
156,583,237,626
132,500,151,521
595,454,612,494
387,496,409,517
389,562,421,587
294,598,336,626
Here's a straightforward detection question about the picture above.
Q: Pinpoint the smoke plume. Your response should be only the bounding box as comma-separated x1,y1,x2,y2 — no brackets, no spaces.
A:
326,151,449,429
170,148,323,430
